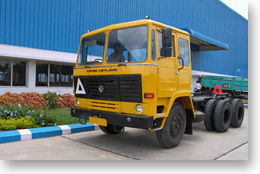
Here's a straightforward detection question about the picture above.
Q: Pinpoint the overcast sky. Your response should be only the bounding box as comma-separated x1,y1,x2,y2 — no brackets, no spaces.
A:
221,0,248,19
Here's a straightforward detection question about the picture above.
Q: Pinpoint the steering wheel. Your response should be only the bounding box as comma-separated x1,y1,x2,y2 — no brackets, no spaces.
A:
94,58,103,62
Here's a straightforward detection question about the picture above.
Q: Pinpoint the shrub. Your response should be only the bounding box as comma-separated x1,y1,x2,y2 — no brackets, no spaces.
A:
43,92,58,109
0,118,17,130
31,111,57,127
0,104,57,129
57,93,74,108
0,117,38,131
0,92,46,109
0,92,74,109
0,104,34,119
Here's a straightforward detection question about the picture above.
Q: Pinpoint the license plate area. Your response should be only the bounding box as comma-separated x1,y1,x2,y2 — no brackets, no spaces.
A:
89,116,107,126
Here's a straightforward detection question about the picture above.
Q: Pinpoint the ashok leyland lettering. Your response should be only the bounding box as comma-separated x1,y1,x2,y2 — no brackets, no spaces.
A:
71,20,245,148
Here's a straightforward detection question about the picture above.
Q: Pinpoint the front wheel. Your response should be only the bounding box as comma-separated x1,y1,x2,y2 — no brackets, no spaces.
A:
156,103,186,148
99,124,125,135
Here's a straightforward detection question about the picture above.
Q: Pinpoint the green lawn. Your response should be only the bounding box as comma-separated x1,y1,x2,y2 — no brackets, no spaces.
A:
44,108,79,125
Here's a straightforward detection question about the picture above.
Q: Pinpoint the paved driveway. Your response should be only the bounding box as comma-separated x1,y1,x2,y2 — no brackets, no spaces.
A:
0,108,248,160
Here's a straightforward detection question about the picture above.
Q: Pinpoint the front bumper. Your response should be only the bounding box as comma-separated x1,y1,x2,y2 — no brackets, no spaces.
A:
71,107,154,129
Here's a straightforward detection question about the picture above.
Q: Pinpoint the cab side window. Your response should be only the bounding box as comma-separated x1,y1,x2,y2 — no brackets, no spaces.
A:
151,30,156,60
178,38,190,66
172,35,176,57
158,32,163,56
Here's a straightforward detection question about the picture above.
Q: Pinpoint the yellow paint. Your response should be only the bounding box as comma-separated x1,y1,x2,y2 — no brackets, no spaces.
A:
73,19,195,129
89,116,107,127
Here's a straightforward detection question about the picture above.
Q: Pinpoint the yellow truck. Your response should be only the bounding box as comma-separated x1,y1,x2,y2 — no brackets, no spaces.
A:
71,19,244,148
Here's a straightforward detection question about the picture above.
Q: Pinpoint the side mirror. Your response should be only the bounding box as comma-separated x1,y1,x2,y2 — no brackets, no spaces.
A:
162,28,172,47
160,47,172,57
160,28,172,57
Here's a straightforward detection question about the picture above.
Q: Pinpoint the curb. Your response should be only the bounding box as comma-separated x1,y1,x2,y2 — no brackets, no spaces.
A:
0,123,97,144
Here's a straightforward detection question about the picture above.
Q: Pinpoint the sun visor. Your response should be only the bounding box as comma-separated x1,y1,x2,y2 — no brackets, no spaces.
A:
181,28,229,51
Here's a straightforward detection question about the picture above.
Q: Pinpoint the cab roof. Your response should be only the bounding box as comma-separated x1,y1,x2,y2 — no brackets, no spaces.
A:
82,19,190,37
82,19,228,51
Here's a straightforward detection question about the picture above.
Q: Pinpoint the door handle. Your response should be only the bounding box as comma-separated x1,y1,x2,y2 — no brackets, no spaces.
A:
178,57,184,71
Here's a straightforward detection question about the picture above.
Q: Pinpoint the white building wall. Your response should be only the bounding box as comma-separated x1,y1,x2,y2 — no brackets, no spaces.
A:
0,45,75,95
28,60,36,89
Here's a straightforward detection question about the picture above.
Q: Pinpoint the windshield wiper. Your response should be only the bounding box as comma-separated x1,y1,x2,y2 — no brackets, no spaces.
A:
118,63,127,67
84,65,91,68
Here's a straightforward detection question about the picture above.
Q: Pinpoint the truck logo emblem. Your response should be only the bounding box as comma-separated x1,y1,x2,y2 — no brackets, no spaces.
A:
75,78,86,94
98,85,104,93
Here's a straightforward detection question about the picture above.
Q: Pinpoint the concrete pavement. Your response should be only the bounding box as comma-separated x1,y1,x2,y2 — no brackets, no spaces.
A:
0,108,248,160
0,134,129,160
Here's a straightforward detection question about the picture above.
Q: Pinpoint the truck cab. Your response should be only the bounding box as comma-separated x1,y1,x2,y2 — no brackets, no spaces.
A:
71,19,243,148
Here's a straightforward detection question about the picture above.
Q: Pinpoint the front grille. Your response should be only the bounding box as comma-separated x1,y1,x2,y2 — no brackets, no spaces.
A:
89,101,119,112
74,75,142,103
85,76,120,101
120,75,142,102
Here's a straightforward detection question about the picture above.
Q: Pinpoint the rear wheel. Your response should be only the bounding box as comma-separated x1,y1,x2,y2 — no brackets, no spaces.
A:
230,99,244,128
99,124,125,135
204,99,217,131
214,99,232,132
156,103,186,148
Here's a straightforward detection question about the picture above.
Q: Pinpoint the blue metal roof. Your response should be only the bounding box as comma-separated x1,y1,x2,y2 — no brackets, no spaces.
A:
182,28,229,51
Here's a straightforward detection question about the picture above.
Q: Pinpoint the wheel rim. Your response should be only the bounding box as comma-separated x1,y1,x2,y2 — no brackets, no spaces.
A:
112,125,124,133
170,114,183,138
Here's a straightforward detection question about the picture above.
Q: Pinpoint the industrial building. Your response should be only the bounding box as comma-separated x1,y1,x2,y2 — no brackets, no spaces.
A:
0,0,248,94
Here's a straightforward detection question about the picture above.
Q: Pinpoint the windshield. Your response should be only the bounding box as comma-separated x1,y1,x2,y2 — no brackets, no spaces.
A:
106,26,148,63
77,33,106,66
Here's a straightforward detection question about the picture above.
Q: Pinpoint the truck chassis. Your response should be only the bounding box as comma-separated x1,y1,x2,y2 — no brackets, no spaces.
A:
192,92,244,132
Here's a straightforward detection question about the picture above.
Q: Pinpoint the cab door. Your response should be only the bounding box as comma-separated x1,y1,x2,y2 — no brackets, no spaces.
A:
176,33,191,91
156,29,178,98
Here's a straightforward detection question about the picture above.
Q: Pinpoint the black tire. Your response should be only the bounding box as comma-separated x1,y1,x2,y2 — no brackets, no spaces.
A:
214,99,232,132
230,99,244,128
204,99,217,131
156,103,186,148
99,124,125,135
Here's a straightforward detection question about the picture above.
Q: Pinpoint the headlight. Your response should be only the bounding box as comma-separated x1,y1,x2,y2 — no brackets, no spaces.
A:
76,99,80,105
136,104,143,113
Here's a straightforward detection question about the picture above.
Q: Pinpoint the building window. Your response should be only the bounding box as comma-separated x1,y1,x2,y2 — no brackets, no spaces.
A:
0,59,26,87
0,60,11,86
13,61,26,86
178,38,190,66
50,65,73,87
36,63,48,86
36,62,73,87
